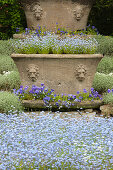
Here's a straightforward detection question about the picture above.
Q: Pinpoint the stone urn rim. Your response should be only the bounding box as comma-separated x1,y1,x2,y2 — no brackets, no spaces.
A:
11,53,103,59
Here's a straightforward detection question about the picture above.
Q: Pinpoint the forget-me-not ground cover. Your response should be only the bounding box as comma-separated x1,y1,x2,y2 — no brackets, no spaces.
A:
0,111,113,169
12,33,98,54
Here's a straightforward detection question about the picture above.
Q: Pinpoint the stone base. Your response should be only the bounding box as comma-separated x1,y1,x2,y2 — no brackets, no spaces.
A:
11,54,103,94
22,100,103,111
100,104,113,117
13,34,28,39
12,34,98,39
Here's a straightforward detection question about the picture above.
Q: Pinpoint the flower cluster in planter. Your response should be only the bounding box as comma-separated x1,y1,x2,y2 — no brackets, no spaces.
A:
55,23,99,36
13,84,102,108
12,33,98,54
16,24,99,37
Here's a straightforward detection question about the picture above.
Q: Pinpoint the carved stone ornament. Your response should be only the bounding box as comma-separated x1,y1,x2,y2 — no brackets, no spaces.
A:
22,0,43,20
26,64,39,82
73,4,84,21
30,2,43,20
75,64,87,81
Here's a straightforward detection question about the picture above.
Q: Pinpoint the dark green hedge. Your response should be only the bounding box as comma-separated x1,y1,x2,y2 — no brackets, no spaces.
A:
0,0,27,39
88,0,113,36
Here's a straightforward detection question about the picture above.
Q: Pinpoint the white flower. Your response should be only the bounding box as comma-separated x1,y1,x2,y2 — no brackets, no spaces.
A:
3,71,13,76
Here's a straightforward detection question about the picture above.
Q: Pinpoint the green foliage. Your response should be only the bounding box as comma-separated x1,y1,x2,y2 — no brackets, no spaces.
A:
93,72,113,93
0,0,26,40
88,0,113,36
96,36,113,55
1,0,19,4
0,91,23,114
0,39,16,55
0,54,18,73
103,92,113,104
0,71,21,91
97,56,113,74
0,53,21,91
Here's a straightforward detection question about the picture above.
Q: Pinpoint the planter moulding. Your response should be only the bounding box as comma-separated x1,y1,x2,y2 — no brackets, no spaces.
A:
11,53,103,94
22,99,103,111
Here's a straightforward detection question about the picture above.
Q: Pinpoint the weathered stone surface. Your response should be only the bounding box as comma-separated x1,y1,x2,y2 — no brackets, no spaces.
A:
11,53,103,94
100,104,113,117
21,0,95,31
22,100,45,109
13,34,28,39
22,99,103,110
84,108,93,113
13,34,98,39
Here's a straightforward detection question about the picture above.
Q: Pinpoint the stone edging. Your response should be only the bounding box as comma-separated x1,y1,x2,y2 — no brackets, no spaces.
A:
22,100,103,111
13,34,98,40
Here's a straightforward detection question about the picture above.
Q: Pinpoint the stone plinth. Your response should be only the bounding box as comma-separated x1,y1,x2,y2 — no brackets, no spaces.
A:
11,54,103,94
22,100,103,110
21,0,95,31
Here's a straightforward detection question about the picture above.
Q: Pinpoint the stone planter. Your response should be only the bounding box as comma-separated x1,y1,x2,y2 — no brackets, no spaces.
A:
22,99,103,111
11,54,103,94
21,0,95,31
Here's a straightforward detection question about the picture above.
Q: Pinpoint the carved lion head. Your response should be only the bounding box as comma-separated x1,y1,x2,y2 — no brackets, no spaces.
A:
73,5,84,21
75,64,87,81
27,64,39,82
30,2,43,20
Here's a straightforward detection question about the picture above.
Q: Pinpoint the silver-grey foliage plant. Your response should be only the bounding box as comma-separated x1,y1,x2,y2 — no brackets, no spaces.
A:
0,91,23,113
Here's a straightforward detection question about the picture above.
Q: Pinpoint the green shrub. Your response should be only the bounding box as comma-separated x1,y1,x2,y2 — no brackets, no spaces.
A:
0,71,21,91
88,0,113,36
0,0,26,40
96,56,113,74
103,92,113,104
0,41,21,90
0,54,18,73
93,72,113,93
96,36,113,55
0,39,15,55
0,91,23,114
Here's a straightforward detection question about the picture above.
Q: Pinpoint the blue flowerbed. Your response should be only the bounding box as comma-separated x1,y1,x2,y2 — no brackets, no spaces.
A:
0,112,113,169
13,84,102,108
12,33,98,54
